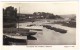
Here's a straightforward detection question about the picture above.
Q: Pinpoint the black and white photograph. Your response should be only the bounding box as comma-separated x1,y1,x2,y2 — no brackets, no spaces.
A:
3,2,77,45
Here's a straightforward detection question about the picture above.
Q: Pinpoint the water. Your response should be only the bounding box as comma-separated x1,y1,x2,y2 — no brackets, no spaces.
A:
17,20,76,45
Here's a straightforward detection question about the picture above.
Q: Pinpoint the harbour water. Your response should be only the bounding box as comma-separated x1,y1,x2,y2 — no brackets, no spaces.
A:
17,20,76,45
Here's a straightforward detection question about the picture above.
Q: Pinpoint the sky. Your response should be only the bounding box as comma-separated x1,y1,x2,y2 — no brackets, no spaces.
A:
3,2,78,15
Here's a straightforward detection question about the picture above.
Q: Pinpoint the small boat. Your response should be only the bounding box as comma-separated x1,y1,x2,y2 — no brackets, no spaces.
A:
19,26,43,31
3,34,27,40
3,34,27,45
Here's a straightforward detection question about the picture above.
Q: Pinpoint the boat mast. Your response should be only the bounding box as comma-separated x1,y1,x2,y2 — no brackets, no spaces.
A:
18,7,20,31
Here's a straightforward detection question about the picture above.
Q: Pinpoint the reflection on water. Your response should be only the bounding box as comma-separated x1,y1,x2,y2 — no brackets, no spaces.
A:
27,35,37,40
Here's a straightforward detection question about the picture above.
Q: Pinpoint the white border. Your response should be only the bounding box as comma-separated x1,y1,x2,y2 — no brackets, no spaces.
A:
0,1,80,50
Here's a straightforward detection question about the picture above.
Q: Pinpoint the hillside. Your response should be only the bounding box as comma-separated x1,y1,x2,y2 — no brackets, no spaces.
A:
59,14,76,19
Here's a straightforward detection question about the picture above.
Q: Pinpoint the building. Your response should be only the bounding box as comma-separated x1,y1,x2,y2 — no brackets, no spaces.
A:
3,6,17,28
